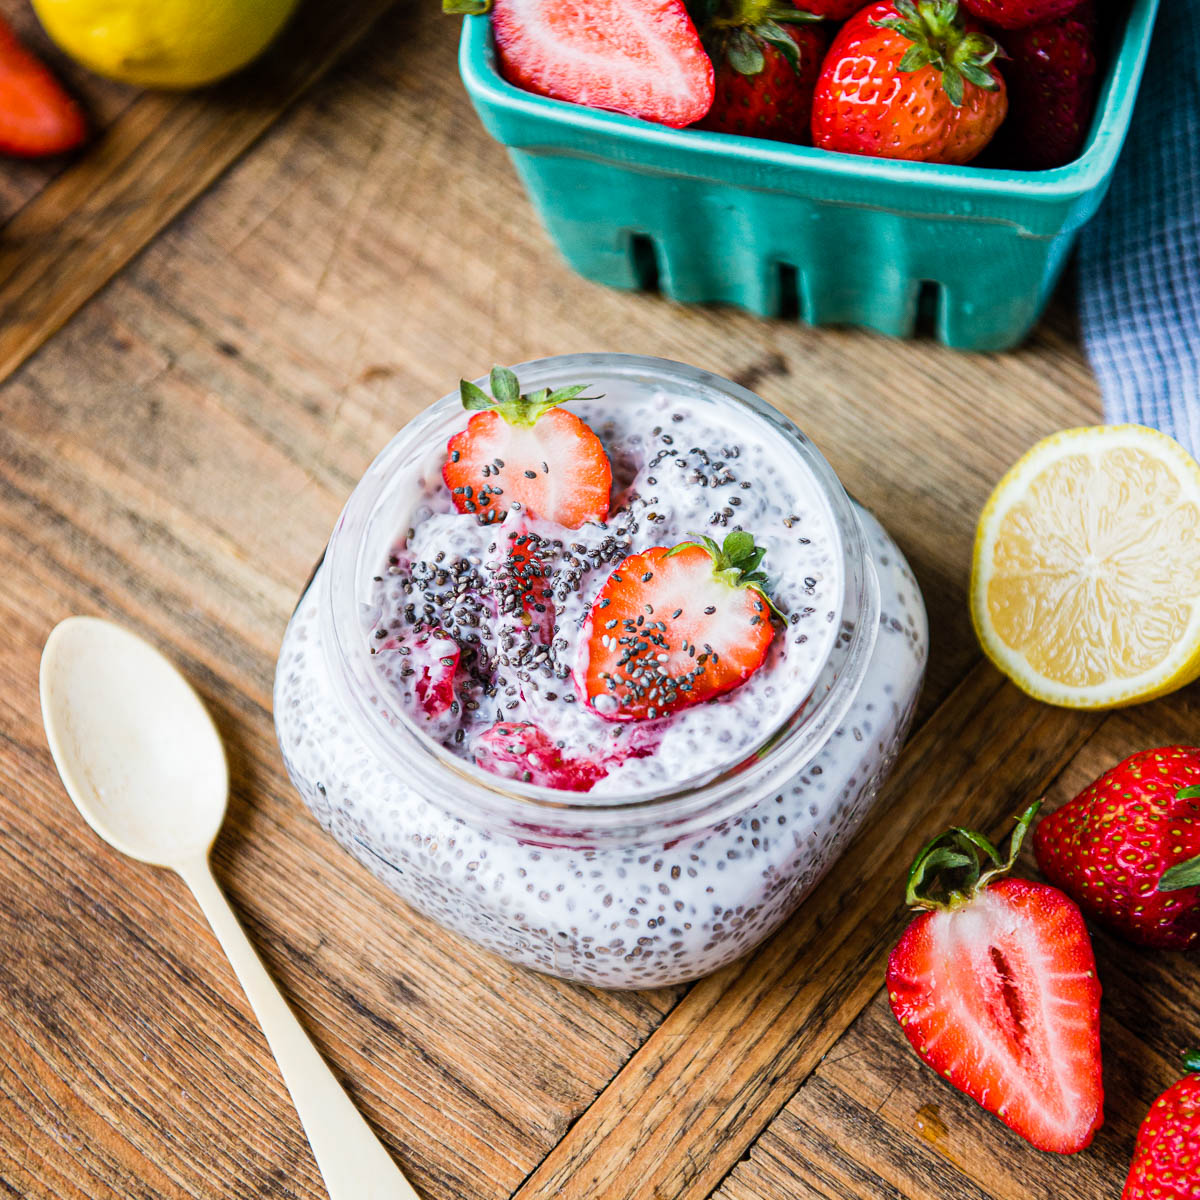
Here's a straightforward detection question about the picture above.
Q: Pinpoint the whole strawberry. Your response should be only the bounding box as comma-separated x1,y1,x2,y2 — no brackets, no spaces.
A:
791,0,865,19
961,0,1082,31
887,803,1104,1153
1123,1051,1200,1200
1034,746,1200,950
695,0,826,142
811,0,1007,164
995,1,1096,169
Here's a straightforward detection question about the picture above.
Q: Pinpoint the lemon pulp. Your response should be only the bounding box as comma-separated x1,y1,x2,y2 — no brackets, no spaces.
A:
971,425,1200,708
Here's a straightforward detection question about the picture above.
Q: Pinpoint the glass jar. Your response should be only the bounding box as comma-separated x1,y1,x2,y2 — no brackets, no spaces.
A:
274,354,927,988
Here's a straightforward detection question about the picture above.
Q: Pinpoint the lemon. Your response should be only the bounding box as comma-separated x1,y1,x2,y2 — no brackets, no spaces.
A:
970,424,1200,709
31,0,298,89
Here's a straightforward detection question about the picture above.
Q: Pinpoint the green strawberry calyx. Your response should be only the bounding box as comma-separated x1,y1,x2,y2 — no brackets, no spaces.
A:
665,529,783,618
1156,782,1200,891
1184,1049,1200,1075
694,0,823,78
870,0,1004,108
443,0,492,14
905,801,1040,911
459,366,601,427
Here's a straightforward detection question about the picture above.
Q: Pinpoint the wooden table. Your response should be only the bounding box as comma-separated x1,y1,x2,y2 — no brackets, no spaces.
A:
1,3,1195,1198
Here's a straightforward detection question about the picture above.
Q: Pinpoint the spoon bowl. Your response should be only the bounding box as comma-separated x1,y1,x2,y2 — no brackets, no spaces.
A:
40,616,227,867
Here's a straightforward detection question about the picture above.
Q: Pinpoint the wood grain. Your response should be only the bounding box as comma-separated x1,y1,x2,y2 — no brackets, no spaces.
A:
509,666,1105,1200
0,0,405,386
0,0,137,224
717,699,1200,1200
0,1,1170,1198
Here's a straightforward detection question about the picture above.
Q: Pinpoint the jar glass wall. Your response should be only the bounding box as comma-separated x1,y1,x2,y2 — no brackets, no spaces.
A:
274,355,928,987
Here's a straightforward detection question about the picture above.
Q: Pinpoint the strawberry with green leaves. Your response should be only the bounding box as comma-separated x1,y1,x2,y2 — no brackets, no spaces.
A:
576,530,777,721
887,803,1104,1154
443,366,613,530
1123,1051,1200,1200
694,0,826,142
1034,746,1200,950
811,0,1007,164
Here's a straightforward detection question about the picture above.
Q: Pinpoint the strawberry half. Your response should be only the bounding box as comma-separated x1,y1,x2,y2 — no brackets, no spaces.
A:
447,0,715,129
1033,746,1200,950
575,530,777,721
1124,1051,1200,1200
887,803,1104,1154
443,365,612,530
0,16,86,158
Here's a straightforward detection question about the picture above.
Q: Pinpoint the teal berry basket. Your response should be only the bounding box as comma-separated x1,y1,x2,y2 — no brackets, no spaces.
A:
457,0,1159,352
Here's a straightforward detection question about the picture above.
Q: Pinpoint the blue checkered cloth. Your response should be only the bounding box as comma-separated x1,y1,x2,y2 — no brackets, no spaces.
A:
1078,1,1200,458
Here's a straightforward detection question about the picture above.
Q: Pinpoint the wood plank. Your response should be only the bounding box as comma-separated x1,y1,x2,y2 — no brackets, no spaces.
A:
717,698,1200,1200
0,0,405,385
509,665,1105,1200
0,390,681,1200
0,2,1127,1197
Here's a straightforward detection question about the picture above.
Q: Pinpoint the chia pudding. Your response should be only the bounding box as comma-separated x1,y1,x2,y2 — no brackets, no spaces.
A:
274,354,927,988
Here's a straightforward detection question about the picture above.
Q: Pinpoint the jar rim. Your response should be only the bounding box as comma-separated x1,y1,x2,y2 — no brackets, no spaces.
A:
320,353,880,838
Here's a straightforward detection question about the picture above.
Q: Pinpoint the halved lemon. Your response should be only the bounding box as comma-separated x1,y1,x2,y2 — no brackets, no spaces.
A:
971,424,1200,709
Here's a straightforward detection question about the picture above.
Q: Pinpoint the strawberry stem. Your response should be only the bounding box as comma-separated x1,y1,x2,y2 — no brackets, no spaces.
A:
443,0,492,13
869,0,1002,107
696,0,822,78
459,366,602,427
905,801,1040,910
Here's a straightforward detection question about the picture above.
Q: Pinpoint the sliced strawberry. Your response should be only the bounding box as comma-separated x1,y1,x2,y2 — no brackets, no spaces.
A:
443,366,612,530
576,530,777,721
473,721,609,791
0,17,86,158
480,0,715,128
382,628,460,717
887,804,1104,1155
492,528,556,643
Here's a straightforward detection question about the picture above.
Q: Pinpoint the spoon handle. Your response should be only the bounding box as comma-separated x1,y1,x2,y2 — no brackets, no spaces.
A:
179,857,421,1200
